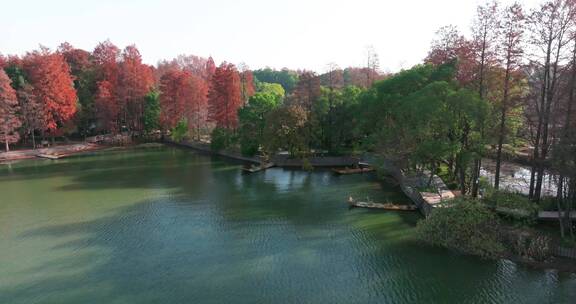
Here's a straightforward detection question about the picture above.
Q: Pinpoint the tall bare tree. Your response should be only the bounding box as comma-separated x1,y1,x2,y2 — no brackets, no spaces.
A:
527,0,576,201
494,2,526,189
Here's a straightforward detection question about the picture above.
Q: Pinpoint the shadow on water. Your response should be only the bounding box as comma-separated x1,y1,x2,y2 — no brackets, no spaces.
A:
1,146,575,303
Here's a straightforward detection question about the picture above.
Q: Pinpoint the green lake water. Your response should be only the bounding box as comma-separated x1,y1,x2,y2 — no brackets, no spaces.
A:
0,146,575,303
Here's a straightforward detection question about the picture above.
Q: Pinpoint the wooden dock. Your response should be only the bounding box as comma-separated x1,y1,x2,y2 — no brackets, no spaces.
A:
538,211,576,221
332,167,375,175
347,197,417,211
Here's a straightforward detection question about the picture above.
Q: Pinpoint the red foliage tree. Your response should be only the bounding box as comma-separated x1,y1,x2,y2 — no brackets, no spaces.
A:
94,80,119,132
208,62,242,129
425,25,477,87
0,70,21,151
18,84,44,148
58,42,91,77
117,45,154,132
205,57,216,81
93,40,120,84
0,53,6,69
240,70,255,105
293,71,321,112
159,69,193,129
186,74,209,138
92,41,122,133
22,47,77,135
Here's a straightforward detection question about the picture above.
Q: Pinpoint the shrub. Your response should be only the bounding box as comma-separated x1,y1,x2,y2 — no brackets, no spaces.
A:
170,120,188,142
211,127,235,151
240,139,259,157
482,191,539,224
416,198,505,258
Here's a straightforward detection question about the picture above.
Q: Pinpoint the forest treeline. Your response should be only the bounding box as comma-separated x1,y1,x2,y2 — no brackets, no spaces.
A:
0,1,574,236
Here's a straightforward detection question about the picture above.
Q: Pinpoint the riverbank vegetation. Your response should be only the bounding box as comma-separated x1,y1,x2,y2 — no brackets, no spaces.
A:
416,196,562,266
0,0,574,258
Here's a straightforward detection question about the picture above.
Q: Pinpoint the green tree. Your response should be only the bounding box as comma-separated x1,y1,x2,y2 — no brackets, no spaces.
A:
143,90,160,134
210,127,235,151
256,82,285,102
238,92,280,156
253,68,298,93
170,119,188,142
359,62,489,192
262,105,308,157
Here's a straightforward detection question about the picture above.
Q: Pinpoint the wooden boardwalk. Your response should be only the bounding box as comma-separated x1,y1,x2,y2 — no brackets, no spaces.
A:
347,197,417,211
538,211,576,221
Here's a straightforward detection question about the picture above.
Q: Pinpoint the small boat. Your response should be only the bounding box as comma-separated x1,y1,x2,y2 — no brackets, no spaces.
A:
347,196,417,211
241,162,275,173
36,153,66,160
332,167,375,175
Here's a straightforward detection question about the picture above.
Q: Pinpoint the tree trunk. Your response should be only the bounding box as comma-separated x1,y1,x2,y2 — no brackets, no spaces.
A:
495,52,513,190
494,114,506,190
557,175,566,238
32,131,36,149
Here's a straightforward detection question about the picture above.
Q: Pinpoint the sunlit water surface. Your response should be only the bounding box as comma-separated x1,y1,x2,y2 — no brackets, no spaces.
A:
0,146,574,304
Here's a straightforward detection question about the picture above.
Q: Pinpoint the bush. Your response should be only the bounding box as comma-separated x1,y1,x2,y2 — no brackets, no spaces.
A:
170,120,188,142
416,198,505,258
240,139,259,157
211,127,235,151
482,191,539,224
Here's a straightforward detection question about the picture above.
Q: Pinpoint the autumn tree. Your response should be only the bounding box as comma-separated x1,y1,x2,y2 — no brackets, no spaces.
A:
293,72,320,111
293,71,320,147
17,84,43,148
186,74,209,140
239,68,255,105
93,40,120,84
92,40,121,133
159,69,193,130
22,47,77,137
0,53,6,69
208,62,242,129
117,45,154,132
0,70,21,151
94,80,118,132
58,42,96,136
205,56,216,81
426,25,477,87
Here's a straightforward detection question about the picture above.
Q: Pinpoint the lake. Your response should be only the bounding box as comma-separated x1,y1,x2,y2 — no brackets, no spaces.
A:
1,146,575,303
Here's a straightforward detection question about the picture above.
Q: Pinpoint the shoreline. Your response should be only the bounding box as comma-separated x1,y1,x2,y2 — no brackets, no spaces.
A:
0,142,108,164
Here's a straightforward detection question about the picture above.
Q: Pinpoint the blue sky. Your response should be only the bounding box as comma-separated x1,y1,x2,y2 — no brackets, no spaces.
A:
1,0,541,73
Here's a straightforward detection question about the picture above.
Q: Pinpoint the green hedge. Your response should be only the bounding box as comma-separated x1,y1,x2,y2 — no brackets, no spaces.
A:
416,199,505,258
